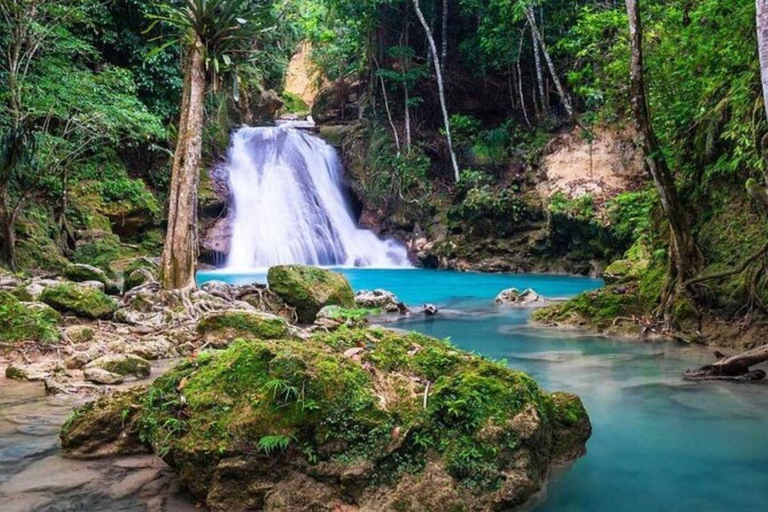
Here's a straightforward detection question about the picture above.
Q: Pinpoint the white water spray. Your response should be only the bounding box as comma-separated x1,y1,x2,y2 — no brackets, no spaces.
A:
225,125,409,269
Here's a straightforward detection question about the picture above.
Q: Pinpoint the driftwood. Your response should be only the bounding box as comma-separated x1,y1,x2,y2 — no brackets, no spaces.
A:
684,345,768,381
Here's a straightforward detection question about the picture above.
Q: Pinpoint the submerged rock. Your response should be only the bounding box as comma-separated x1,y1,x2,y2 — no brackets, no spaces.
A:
267,265,355,323
495,288,550,307
61,327,591,511
41,283,118,319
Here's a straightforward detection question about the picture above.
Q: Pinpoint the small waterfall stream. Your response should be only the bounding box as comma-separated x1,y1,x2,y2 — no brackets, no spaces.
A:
225,125,409,269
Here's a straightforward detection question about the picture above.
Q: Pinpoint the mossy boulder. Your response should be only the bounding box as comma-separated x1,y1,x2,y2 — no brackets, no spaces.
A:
196,310,290,347
62,327,590,510
63,264,119,294
267,265,355,323
550,392,592,463
84,354,151,379
0,291,59,345
40,283,118,319
60,388,149,458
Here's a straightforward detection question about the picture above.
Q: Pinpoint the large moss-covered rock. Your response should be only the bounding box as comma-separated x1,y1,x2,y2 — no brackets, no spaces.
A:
62,327,591,510
0,291,59,345
197,310,290,347
40,283,118,319
267,265,355,323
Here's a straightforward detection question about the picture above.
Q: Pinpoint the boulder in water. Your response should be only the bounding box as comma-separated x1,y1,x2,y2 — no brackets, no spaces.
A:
61,328,591,510
495,288,549,307
83,367,124,385
267,265,355,323
354,289,405,313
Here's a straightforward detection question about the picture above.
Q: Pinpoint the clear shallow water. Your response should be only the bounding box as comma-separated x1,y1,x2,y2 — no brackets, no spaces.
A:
202,268,768,511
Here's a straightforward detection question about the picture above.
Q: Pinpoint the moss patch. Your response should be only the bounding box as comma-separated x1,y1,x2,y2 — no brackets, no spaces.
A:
197,311,290,346
0,291,59,345
41,283,118,319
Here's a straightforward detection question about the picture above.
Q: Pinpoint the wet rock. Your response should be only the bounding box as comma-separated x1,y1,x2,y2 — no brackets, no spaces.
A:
84,354,150,380
63,263,119,294
41,283,118,319
495,288,550,307
267,264,355,323
108,468,163,499
83,367,124,385
315,305,370,330
197,310,290,348
65,347,101,369
422,304,439,315
60,389,149,458
0,455,101,494
354,289,404,313
550,392,592,464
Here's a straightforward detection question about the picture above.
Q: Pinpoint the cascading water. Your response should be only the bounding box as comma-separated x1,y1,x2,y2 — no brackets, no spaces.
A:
225,125,410,269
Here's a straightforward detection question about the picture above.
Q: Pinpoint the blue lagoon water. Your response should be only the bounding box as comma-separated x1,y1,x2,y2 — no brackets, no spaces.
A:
200,268,768,511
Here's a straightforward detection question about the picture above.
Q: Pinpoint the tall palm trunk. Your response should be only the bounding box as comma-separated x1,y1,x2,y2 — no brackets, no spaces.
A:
411,0,460,182
0,187,16,271
161,41,205,290
756,0,768,186
626,0,699,287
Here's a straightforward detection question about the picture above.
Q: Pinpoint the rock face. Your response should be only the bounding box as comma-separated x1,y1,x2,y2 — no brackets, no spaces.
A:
40,283,117,319
61,327,591,511
267,265,355,323
0,291,60,344
197,310,290,348
495,288,550,307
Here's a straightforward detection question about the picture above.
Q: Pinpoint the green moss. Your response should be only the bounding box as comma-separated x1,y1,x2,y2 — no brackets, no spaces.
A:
134,327,574,492
41,283,118,319
5,365,28,380
267,265,355,323
72,233,127,274
0,291,59,345
197,311,290,341
532,283,648,332
15,206,68,271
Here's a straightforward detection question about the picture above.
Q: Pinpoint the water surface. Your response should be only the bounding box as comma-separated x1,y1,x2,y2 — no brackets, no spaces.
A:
204,268,768,511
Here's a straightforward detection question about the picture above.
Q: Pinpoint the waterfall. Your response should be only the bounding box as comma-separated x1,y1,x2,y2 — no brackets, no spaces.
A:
225,125,410,269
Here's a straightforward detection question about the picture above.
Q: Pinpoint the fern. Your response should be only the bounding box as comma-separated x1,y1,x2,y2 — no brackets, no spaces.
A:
257,434,292,455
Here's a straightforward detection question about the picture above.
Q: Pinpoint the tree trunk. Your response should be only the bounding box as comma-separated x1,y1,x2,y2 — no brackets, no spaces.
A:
531,15,547,116
441,0,448,66
684,345,768,381
0,187,16,271
160,41,205,290
517,28,532,128
411,0,460,182
626,0,700,285
525,7,574,119
756,0,768,186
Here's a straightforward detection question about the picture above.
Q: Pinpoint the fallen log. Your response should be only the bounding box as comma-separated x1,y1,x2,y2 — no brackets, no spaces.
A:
684,344,768,381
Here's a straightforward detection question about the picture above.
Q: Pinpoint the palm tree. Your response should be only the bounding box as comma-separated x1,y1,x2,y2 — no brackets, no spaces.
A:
148,0,261,290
